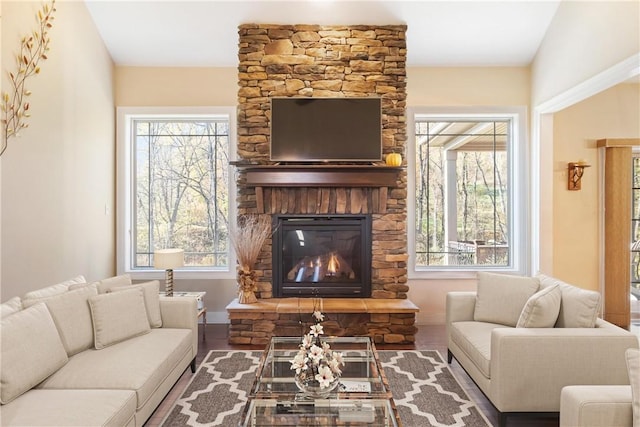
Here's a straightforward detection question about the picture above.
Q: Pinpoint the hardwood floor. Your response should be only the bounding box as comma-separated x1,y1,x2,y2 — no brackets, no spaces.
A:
145,323,560,427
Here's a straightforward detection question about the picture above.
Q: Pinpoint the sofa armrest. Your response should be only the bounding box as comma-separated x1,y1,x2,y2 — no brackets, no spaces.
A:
560,385,633,427
159,296,198,359
446,292,476,325
489,326,639,412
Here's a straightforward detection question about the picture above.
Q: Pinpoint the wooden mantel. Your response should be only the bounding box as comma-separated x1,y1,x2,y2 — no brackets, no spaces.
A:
233,163,404,214
234,164,402,187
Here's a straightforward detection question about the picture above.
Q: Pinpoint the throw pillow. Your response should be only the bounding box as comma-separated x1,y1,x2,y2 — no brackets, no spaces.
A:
0,296,22,319
474,272,540,327
626,348,640,427
22,275,86,299
516,284,562,328
0,303,68,404
536,273,601,328
96,274,132,294
22,286,97,356
111,280,162,328
88,287,150,349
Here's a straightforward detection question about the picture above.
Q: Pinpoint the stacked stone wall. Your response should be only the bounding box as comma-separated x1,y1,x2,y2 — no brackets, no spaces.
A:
236,24,408,300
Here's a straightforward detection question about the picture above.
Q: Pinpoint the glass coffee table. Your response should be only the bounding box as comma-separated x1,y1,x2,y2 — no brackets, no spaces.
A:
240,336,401,426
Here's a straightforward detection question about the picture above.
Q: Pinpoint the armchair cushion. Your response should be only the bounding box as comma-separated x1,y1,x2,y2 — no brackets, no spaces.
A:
474,272,539,327
516,284,561,328
536,274,601,327
626,348,639,427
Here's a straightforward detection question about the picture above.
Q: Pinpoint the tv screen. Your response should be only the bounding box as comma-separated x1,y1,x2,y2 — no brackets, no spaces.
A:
270,97,382,162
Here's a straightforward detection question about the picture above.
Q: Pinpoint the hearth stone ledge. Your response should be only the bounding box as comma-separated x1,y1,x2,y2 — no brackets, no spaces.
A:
226,297,419,345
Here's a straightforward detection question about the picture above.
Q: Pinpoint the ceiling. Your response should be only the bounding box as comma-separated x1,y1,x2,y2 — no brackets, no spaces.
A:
83,0,562,68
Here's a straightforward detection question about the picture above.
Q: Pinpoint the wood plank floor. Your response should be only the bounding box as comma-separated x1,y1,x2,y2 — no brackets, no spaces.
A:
145,323,560,427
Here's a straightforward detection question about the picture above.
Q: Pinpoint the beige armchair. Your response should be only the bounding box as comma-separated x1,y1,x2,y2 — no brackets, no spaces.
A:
446,273,639,427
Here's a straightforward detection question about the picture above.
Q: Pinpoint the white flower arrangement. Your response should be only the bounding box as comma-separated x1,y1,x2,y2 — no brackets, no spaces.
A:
290,308,345,389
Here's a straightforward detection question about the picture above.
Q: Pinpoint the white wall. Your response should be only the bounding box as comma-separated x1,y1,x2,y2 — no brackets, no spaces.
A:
531,0,640,107
1,1,115,299
531,0,640,282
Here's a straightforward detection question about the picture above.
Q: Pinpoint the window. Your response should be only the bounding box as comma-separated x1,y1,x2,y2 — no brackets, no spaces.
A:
117,107,235,276
410,109,528,275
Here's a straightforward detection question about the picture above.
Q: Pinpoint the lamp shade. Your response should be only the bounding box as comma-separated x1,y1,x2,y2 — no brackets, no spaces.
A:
154,249,184,270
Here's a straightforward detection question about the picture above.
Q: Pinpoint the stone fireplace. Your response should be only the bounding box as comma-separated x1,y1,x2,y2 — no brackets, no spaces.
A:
227,23,418,345
273,214,372,298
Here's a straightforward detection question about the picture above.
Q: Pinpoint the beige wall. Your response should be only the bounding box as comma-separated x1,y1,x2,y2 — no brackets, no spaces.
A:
552,83,640,292
115,67,237,106
114,65,531,323
407,66,531,324
407,67,531,106
1,1,115,299
115,66,238,320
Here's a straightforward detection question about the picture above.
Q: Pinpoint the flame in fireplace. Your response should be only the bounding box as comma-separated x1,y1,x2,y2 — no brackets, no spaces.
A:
327,252,340,276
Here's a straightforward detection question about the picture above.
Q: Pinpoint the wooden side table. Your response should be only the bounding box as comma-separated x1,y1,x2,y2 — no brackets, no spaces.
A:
160,291,207,341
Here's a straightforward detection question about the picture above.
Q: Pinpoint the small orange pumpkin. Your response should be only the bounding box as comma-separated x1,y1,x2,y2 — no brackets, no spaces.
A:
385,152,402,166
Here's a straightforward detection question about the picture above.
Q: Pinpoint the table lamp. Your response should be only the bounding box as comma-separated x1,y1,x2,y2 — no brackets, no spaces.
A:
154,248,184,296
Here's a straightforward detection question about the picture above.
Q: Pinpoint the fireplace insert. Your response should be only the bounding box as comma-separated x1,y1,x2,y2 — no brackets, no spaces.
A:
272,215,372,298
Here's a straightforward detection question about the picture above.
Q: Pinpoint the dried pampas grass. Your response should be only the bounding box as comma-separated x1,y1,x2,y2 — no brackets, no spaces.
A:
230,215,272,269
229,215,271,304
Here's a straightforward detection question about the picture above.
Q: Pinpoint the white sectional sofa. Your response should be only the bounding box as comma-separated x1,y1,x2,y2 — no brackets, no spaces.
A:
0,274,198,426
446,272,639,427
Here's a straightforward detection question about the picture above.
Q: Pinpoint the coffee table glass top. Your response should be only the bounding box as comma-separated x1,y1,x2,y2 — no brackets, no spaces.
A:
241,336,400,427
251,336,389,397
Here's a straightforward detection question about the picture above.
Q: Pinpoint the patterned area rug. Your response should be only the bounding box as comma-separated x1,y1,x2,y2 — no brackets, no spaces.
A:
161,350,491,427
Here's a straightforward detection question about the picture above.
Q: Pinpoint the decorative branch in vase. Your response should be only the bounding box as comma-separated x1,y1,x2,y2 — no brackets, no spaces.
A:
228,214,271,304
1,0,56,157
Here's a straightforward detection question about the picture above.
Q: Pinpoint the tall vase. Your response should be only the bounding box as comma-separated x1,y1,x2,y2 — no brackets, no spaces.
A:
237,268,258,304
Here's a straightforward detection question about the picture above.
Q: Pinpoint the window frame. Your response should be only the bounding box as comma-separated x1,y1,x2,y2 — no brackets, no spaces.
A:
116,106,237,280
408,106,530,279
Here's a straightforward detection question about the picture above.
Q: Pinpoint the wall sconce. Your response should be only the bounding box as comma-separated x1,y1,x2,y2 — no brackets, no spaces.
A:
568,160,591,191
154,248,184,296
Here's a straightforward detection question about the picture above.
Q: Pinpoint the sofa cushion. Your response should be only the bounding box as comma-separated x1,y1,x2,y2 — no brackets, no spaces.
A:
449,320,507,379
68,281,98,291
22,286,97,356
626,348,640,427
96,274,132,294
21,275,86,300
38,328,193,412
537,274,601,328
474,272,540,327
0,296,22,319
0,303,68,404
516,284,562,328
0,389,136,427
111,281,162,328
89,288,150,349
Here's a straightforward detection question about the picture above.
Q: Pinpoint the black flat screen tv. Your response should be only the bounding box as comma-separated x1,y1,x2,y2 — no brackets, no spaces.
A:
270,97,382,162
